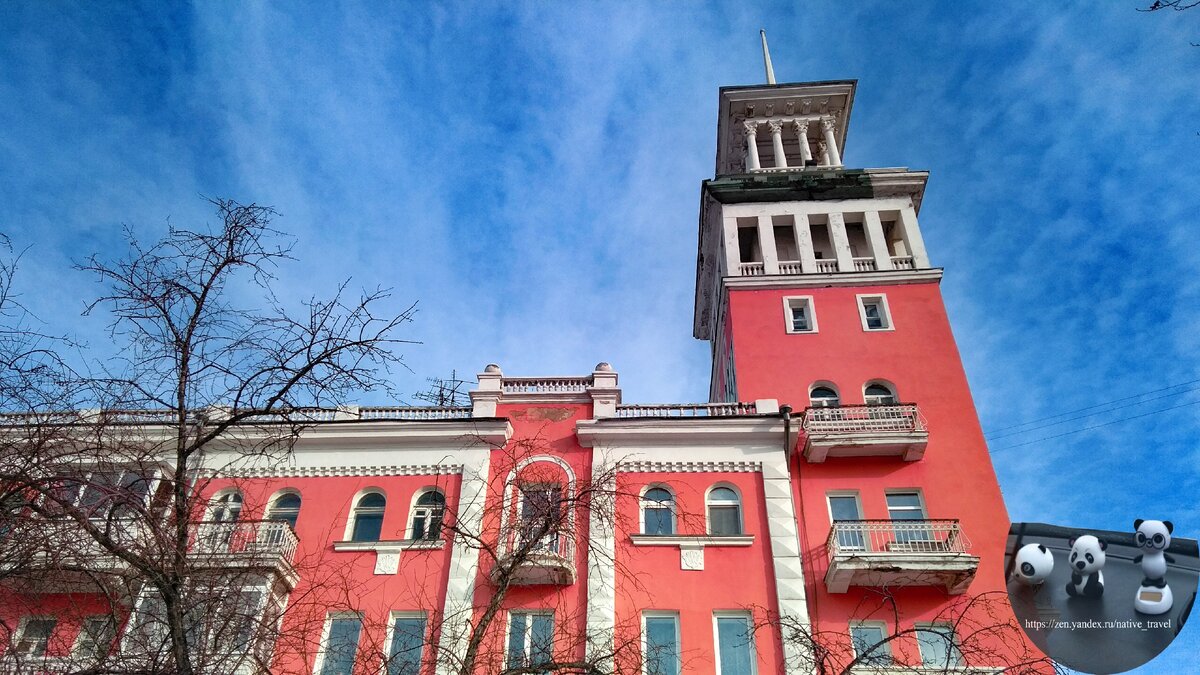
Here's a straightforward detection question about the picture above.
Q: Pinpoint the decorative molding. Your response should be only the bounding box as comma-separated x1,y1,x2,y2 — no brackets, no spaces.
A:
212,464,464,478
767,119,784,133
724,268,943,290
332,539,445,552
628,535,755,547
617,460,762,474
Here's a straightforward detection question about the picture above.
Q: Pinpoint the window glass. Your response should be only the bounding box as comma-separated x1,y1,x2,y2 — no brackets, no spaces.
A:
850,624,891,665
411,491,445,540
643,488,674,535
268,493,301,530
520,486,563,553
319,617,363,675
387,616,426,675
885,493,924,519
707,488,742,536
351,493,385,542
715,615,755,675
75,616,116,661
17,618,56,656
864,384,897,405
210,492,243,522
916,624,962,668
828,495,864,549
809,387,840,407
863,302,884,328
644,614,680,675
507,612,554,671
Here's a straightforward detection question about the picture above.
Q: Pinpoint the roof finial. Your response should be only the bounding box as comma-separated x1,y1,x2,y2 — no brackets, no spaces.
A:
760,29,776,85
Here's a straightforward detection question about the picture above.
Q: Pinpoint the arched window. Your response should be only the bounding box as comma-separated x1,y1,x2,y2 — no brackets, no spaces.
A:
707,486,742,536
209,491,242,522
267,492,302,530
810,386,840,408
641,487,675,535
864,383,898,405
409,490,445,540
350,492,386,542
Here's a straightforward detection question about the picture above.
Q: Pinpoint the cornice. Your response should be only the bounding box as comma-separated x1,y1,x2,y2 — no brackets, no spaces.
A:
210,464,465,478
577,416,794,448
617,460,762,473
723,268,943,290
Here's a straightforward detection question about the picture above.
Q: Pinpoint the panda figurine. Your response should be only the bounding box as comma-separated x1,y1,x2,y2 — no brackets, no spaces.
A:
1065,534,1106,598
1133,519,1174,615
1013,543,1054,586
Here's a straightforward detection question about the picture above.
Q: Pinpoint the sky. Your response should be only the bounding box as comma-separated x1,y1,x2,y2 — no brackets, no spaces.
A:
0,2,1197,671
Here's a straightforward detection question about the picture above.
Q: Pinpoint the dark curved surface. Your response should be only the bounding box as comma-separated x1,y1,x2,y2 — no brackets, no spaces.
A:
1005,522,1198,675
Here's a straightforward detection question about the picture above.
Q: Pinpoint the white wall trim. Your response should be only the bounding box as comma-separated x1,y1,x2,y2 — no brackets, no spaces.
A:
210,464,464,478
618,460,762,473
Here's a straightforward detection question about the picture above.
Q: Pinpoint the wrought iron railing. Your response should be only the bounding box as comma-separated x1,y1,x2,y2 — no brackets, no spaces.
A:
615,402,758,418
802,403,926,435
827,519,970,557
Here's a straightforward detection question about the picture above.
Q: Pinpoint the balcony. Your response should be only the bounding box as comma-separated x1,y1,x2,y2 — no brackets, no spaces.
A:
190,520,300,588
497,530,576,586
825,520,979,595
801,403,928,462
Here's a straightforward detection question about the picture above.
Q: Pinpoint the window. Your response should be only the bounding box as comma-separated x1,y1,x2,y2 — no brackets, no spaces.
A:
507,612,554,671
706,486,742,536
45,469,153,519
849,622,892,666
14,617,56,657
916,624,963,668
386,613,427,675
317,615,363,675
350,492,386,542
713,612,755,675
643,612,681,675
209,490,243,522
641,487,675,535
519,484,564,554
409,490,445,540
857,294,893,331
782,296,817,333
809,385,840,408
74,616,116,662
267,492,301,530
827,493,864,550
886,491,931,544
863,383,898,405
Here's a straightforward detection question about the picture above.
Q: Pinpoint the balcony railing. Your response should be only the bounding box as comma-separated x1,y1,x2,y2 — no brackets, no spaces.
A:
851,257,876,272
825,520,979,594
891,255,915,270
192,520,299,565
501,377,591,395
499,527,576,586
778,260,803,275
737,262,765,276
814,259,838,273
615,402,758,418
357,406,472,420
801,403,928,462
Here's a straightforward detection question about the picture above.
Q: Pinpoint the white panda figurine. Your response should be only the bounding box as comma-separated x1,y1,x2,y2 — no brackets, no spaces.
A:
1013,543,1054,586
1065,534,1106,598
1133,519,1174,615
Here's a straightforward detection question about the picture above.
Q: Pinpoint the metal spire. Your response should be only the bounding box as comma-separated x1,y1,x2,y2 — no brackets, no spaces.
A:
760,29,776,85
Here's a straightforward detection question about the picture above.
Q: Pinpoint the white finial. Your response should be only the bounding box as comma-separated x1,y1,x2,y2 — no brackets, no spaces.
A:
760,29,776,85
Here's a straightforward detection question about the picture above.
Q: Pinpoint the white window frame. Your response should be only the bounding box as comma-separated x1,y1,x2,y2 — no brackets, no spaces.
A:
13,616,56,657
505,610,555,671
856,294,894,331
862,381,899,405
406,488,446,540
825,491,863,524
712,611,757,675
343,489,387,542
383,610,428,675
73,615,117,662
641,611,681,675
884,490,928,520
640,484,677,536
848,621,892,666
808,382,841,408
314,611,364,675
705,484,744,536
266,489,302,529
915,622,964,668
781,296,818,334
206,488,244,522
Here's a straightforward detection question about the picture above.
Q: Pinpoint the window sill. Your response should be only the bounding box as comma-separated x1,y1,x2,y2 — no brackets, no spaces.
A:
629,534,754,547
332,539,445,552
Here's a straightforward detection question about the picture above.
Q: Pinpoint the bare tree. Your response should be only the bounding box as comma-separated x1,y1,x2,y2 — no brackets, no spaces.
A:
0,198,415,674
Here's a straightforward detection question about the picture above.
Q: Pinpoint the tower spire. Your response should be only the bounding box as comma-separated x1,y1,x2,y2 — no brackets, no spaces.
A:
760,29,776,85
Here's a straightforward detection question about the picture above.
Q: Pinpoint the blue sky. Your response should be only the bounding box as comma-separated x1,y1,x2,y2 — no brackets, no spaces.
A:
1,2,1197,671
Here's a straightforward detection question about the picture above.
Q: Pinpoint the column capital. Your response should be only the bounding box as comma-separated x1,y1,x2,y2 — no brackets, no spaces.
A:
820,117,837,133
767,119,785,134
743,120,760,136
792,119,809,134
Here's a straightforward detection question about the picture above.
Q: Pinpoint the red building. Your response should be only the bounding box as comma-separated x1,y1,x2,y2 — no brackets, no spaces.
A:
0,79,1038,674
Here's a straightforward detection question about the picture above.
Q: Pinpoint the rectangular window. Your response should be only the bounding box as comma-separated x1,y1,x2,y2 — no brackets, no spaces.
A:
643,612,680,675
317,615,363,675
782,296,817,334
849,622,892,666
15,617,56,657
916,623,963,668
886,491,931,544
827,493,864,550
507,612,554,671
520,485,564,554
74,616,117,662
386,613,427,675
857,294,893,331
713,612,755,675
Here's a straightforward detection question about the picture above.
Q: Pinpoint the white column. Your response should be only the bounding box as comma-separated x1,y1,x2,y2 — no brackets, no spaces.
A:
743,121,760,171
757,215,779,274
584,453,617,671
828,212,855,272
435,454,491,675
722,215,741,276
761,457,814,670
820,117,842,167
864,211,895,271
767,120,787,169
792,120,813,166
793,212,817,273
897,205,932,268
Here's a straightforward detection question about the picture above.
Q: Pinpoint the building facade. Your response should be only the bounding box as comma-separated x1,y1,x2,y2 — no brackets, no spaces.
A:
0,79,1039,674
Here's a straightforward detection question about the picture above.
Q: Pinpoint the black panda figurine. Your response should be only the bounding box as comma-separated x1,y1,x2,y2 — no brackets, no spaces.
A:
1065,534,1106,598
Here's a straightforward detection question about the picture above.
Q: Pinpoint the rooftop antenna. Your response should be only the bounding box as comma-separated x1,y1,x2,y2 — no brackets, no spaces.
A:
760,29,777,85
